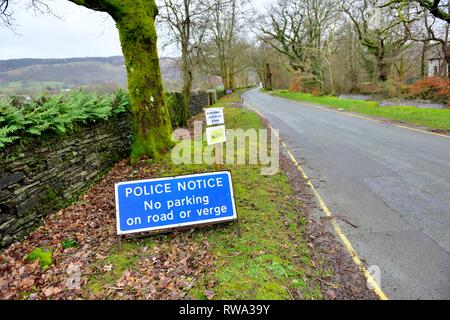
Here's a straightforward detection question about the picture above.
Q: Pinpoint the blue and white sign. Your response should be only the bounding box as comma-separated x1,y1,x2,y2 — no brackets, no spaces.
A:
115,171,237,235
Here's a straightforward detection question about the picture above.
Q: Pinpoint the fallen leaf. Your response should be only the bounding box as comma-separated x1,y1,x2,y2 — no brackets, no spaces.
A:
19,277,35,288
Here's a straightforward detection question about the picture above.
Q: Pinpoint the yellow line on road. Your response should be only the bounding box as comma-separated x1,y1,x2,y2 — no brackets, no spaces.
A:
244,102,389,300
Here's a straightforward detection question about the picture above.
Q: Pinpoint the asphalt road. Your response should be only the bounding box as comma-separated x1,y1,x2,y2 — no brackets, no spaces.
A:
242,88,450,300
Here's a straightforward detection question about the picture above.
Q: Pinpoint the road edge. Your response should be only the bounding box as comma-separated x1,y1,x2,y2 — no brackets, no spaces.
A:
243,100,389,301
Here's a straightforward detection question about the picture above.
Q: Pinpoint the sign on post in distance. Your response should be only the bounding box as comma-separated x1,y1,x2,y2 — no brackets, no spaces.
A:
204,107,225,126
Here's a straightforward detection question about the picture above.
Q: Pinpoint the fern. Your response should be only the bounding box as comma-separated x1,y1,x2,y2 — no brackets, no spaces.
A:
112,90,130,115
0,90,130,151
0,125,20,148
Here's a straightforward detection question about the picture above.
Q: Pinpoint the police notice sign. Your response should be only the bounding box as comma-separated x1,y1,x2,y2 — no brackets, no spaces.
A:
114,172,237,235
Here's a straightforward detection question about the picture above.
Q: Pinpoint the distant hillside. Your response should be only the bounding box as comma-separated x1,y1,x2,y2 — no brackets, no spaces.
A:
0,56,126,73
0,56,182,95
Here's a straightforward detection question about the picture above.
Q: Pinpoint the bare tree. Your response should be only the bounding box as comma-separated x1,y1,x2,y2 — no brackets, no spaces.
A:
198,0,251,90
383,0,450,22
331,22,366,92
393,44,421,80
384,0,450,78
248,41,274,90
259,0,337,89
421,14,449,77
259,0,308,73
0,0,173,160
158,0,208,126
342,0,414,82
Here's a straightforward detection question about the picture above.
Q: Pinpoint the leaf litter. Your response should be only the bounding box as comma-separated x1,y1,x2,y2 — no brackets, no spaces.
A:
0,159,215,300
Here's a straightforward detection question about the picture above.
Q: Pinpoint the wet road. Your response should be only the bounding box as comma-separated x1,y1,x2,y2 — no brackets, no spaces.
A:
243,88,450,300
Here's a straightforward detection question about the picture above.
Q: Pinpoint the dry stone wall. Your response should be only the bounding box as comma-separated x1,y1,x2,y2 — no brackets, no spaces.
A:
0,113,132,247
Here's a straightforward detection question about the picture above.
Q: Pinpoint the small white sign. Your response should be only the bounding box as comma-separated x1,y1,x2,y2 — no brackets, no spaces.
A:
204,108,225,126
206,125,226,146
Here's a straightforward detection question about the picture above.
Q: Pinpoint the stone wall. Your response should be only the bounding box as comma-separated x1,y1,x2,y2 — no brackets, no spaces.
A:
166,90,216,128
0,113,132,247
0,90,216,247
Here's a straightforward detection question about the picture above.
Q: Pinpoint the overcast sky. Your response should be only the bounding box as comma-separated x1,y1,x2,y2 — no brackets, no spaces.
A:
0,0,274,60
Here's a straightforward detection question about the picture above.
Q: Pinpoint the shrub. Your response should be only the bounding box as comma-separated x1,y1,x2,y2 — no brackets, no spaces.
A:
217,89,226,100
289,74,302,93
289,79,300,93
381,79,405,98
410,77,450,103
311,87,320,97
61,239,78,249
358,83,382,96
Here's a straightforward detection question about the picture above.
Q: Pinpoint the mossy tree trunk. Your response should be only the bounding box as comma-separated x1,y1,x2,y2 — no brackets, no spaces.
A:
376,42,389,82
421,41,429,79
219,61,234,92
181,68,192,127
116,1,173,160
69,0,173,161
224,68,234,91
377,58,389,82
265,63,273,91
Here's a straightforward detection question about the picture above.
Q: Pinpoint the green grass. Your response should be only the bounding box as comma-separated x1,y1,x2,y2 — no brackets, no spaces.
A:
271,90,450,131
61,239,78,249
186,157,321,300
86,93,325,300
87,241,143,295
167,107,323,299
212,90,243,108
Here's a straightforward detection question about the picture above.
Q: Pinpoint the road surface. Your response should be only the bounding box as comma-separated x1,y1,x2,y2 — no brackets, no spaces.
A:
242,88,450,300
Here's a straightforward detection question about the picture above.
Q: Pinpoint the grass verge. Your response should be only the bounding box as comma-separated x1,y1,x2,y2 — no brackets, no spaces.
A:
271,90,450,131
86,92,324,300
